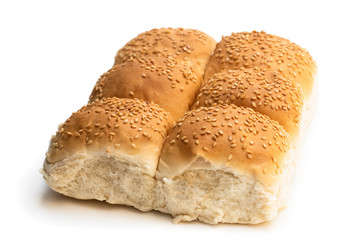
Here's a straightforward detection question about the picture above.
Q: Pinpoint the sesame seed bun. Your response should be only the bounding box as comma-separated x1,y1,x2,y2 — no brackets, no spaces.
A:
43,97,173,211
193,68,303,140
42,28,317,224
89,55,203,120
155,105,294,224
204,31,317,99
114,27,216,72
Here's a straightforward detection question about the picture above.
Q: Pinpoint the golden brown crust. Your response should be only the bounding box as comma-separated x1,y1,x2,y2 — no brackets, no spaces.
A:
46,97,173,164
193,68,303,139
114,27,216,71
43,28,316,223
158,105,291,187
204,31,316,98
89,55,203,120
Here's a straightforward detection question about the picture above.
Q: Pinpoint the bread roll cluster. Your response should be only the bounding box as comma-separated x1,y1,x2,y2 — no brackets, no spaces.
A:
42,28,316,224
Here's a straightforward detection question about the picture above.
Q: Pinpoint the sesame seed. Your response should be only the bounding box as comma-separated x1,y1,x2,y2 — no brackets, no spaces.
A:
227,154,232,160
203,146,208,151
170,139,176,145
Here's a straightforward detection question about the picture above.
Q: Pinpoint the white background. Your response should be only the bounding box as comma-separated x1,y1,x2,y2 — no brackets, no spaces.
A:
1,0,350,239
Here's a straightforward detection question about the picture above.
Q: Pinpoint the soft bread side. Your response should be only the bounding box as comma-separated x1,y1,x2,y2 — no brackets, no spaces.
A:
155,105,293,224
43,97,173,211
42,28,317,224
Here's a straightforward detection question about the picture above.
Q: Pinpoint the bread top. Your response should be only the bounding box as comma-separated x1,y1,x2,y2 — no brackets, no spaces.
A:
114,27,216,71
90,54,203,120
157,105,291,190
46,97,173,175
193,68,303,139
204,31,316,99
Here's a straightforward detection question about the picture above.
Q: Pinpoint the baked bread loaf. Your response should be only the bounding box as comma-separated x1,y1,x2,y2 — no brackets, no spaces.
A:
114,28,217,72
202,31,317,145
90,55,203,120
193,68,304,141
204,31,317,100
42,28,316,224
90,28,216,119
155,105,292,224
42,97,173,211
